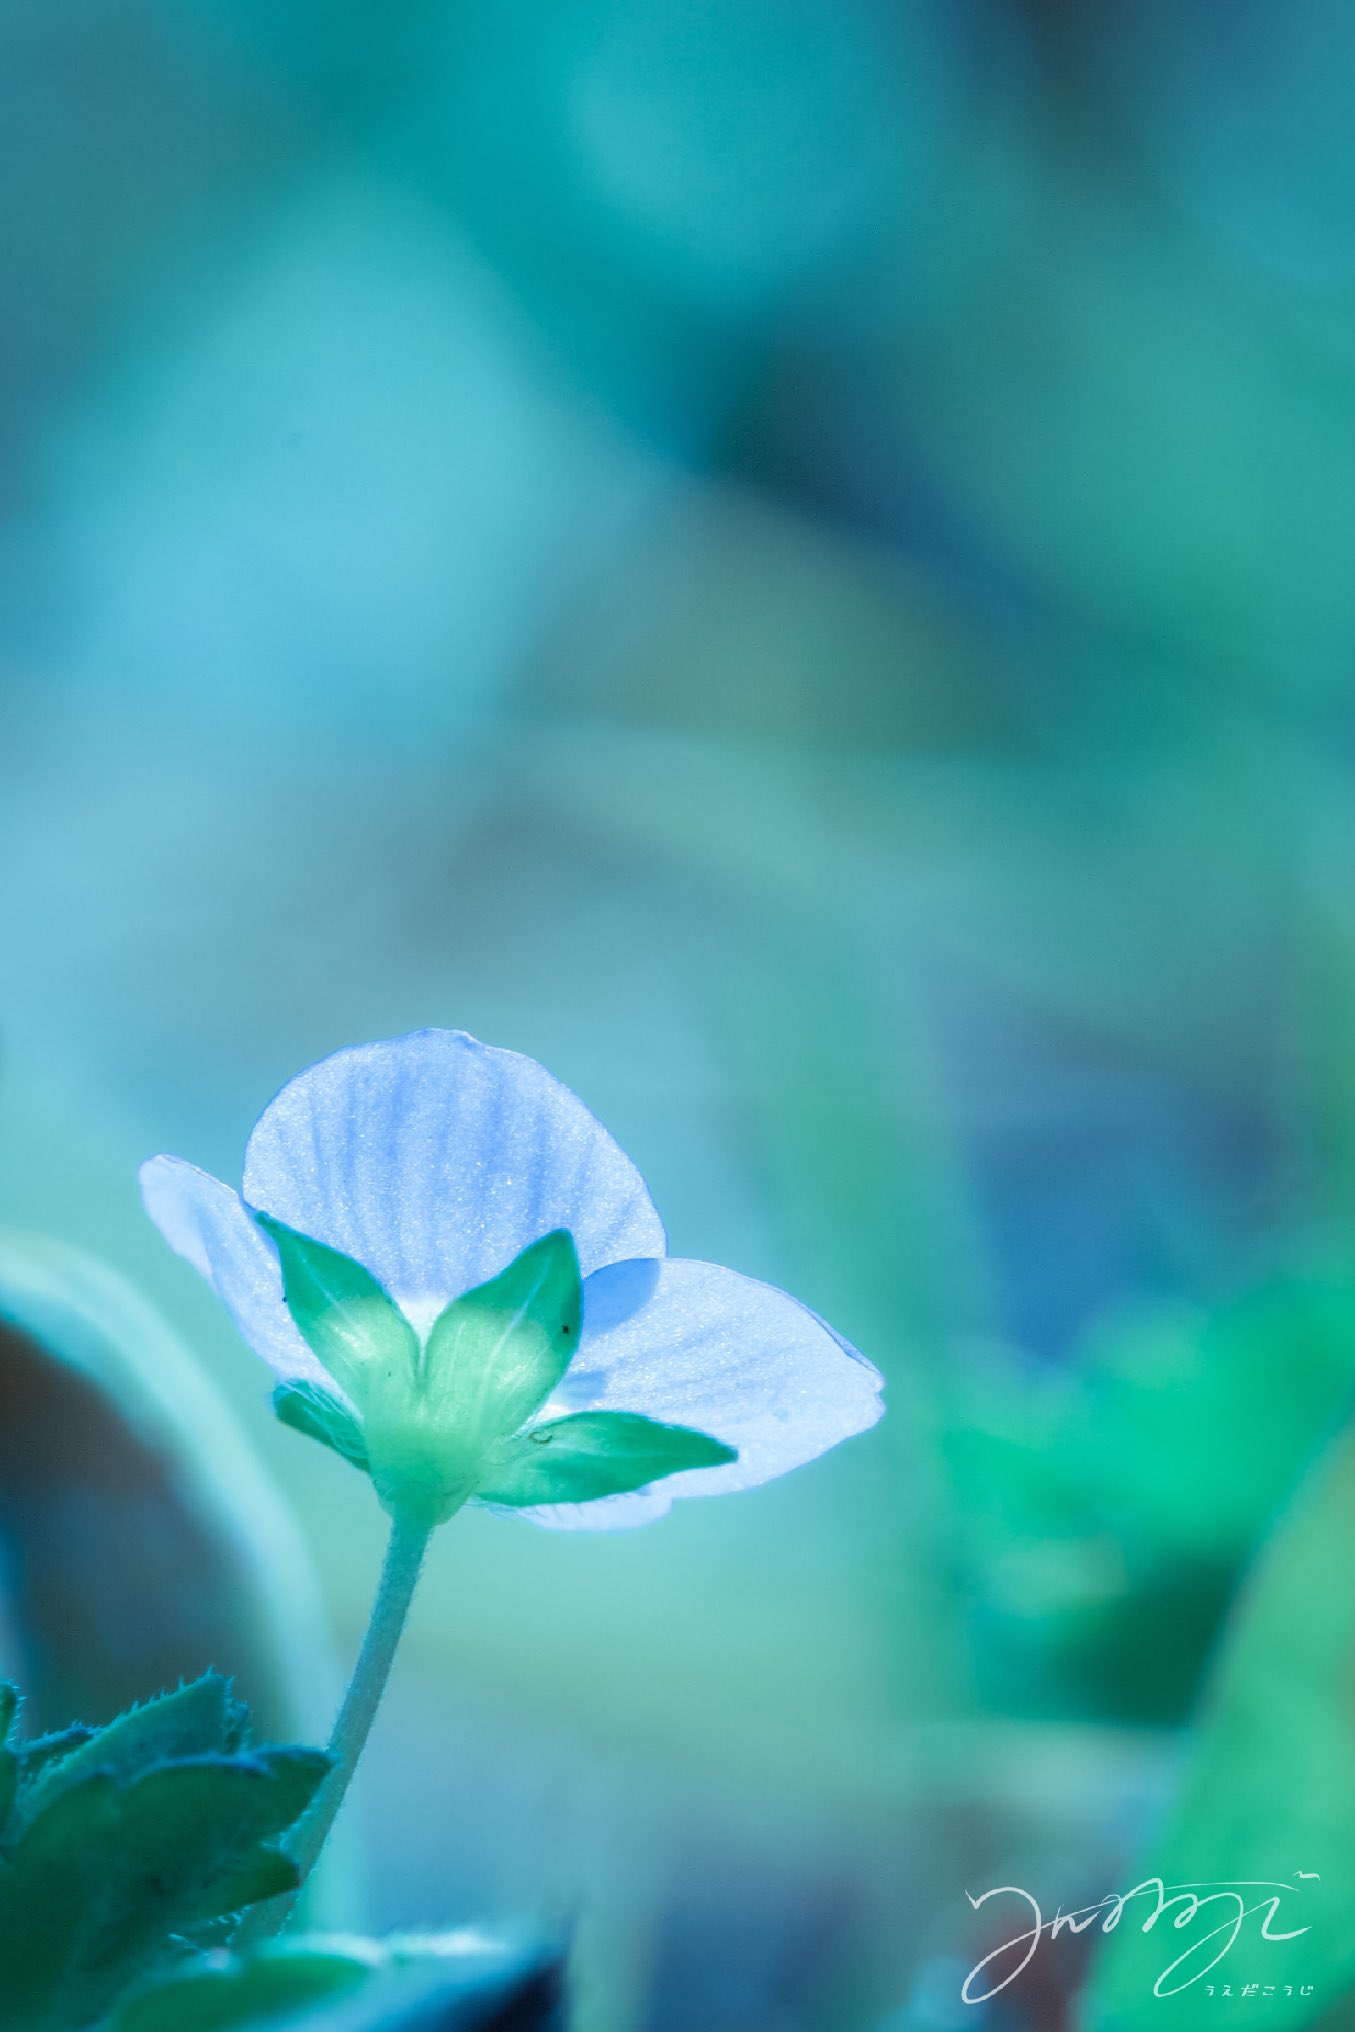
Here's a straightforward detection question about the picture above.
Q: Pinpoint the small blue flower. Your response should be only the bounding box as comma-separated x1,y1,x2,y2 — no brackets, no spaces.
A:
141,1030,883,1529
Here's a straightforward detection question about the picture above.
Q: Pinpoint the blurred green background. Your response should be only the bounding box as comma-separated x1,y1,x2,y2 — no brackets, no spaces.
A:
4,2,1355,2027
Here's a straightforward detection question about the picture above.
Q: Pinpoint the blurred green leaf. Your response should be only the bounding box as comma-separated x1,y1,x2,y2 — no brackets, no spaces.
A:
949,1269,1355,1723
113,1946,375,2032
1309,1981,1355,2031
1081,1405,1355,2029
113,1934,565,2032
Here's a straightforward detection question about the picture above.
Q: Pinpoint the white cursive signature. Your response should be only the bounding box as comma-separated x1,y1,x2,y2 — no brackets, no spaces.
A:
961,1872,1319,2002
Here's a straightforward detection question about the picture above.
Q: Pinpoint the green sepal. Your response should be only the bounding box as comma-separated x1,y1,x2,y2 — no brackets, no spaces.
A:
255,1223,592,1524
356,1231,584,1523
253,1213,418,1402
15,1673,246,1832
273,1382,371,1474
420,1230,581,1449
476,1411,737,1507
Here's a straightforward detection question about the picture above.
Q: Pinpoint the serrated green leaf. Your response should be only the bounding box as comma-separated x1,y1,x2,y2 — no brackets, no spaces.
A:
420,1231,581,1451
197,1844,301,1922
84,1749,327,2003
0,1747,330,2029
231,1748,333,1842
477,1411,736,1506
17,1674,246,1830
254,1215,418,1401
16,1722,97,1784
274,1383,371,1474
103,1750,331,1898
0,1770,120,2026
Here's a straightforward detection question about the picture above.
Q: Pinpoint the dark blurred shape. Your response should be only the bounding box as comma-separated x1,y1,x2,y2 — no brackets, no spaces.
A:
644,1847,862,2032
1311,1984,1355,2032
0,1234,326,1741
297,1945,565,2032
0,1313,287,1730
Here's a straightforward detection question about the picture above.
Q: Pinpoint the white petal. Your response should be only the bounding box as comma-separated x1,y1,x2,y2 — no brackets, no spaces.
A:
489,1487,676,1532
139,1155,335,1391
544,1256,884,1506
241,1031,666,1314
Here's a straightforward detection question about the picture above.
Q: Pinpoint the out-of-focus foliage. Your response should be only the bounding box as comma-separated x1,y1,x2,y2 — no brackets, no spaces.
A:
1083,1405,1355,2029
948,1265,1355,1724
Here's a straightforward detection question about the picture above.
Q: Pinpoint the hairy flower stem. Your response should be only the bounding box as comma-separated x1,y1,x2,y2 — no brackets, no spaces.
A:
239,1508,433,1942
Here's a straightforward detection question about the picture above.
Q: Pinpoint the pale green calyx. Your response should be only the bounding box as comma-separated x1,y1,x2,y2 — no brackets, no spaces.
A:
256,1217,735,1523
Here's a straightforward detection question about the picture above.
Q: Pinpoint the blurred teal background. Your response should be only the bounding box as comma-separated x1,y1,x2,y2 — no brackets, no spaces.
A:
5,2,1355,2027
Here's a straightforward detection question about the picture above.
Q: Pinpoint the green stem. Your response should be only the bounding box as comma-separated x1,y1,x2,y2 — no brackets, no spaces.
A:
241,1507,433,1941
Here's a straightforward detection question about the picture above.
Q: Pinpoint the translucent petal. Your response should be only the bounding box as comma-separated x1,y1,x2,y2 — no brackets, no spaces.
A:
499,1486,676,1532
543,1256,884,1507
139,1157,334,1391
241,1031,666,1315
